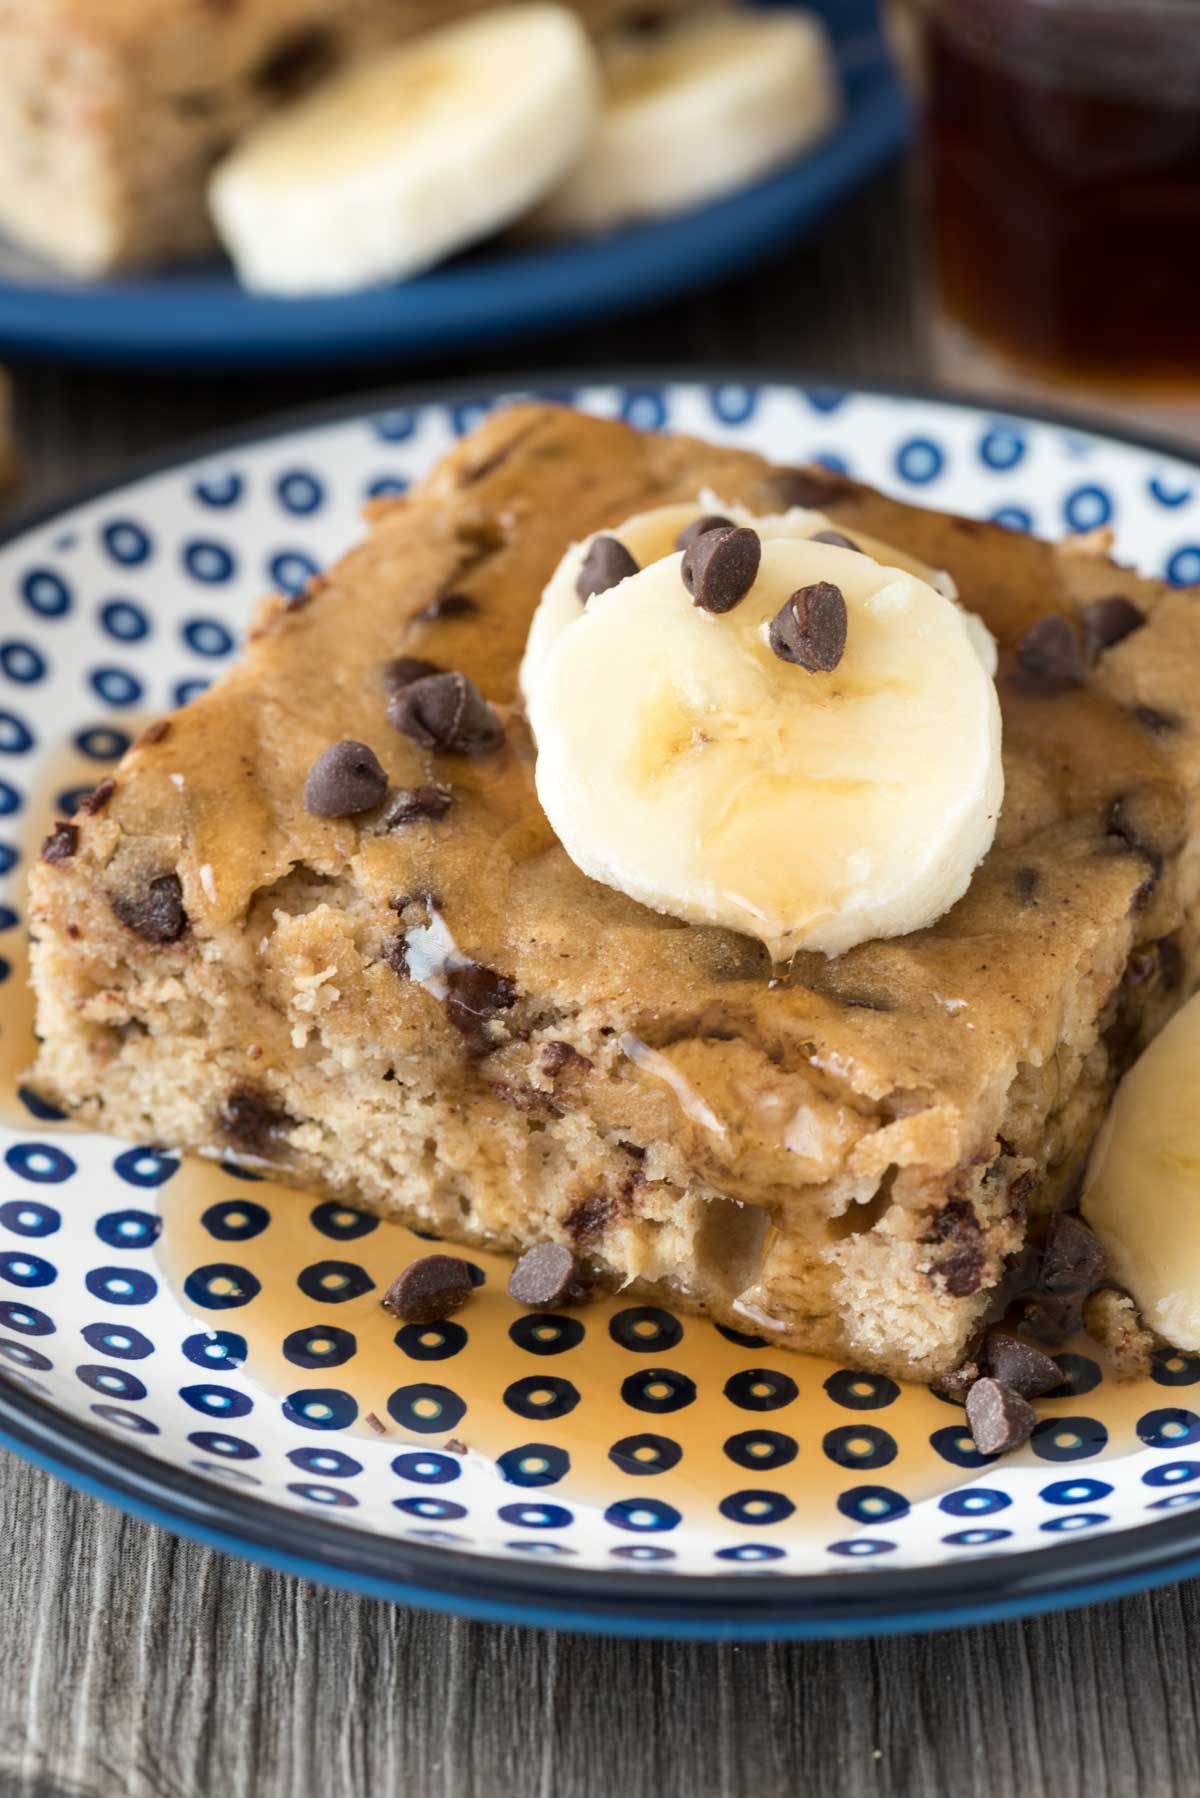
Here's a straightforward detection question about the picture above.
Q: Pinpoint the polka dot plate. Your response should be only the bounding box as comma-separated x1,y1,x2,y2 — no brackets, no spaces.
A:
3,377,1200,1640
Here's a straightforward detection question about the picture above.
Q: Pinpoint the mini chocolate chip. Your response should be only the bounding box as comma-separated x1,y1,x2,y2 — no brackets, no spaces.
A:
381,784,453,827
1015,615,1084,689
388,672,504,756
40,822,78,864
415,591,478,623
1020,1292,1084,1346
984,1331,1061,1399
810,528,861,551
675,514,734,552
1040,1212,1106,1293
563,1191,613,1242
381,934,409,978
445,961,517,1051
304,740,388,816
219,1085,294,1155
932,1360,979,1401
1133,703,1182,735
937,1246,985,1297
381,1254,476,1324
383,655,443,691
1013,866,1041,905
966,1378,1036,1456
768,581,848,671
1080,595,1145,660
507,1242,586,1307
364,1411,387,1435
576,535,638,601
137,719,171,747
681,526,761,614
79,779,116,816
112,873,187,943
540,1040,592,1079
763,468,850,511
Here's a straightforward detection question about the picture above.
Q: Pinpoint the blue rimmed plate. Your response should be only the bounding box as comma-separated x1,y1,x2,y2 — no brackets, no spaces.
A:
0,2,903,370
3,375,1200,1640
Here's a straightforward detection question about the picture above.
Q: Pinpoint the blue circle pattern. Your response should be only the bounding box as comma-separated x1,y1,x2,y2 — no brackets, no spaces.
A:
1,641,47,684
99,600,150,641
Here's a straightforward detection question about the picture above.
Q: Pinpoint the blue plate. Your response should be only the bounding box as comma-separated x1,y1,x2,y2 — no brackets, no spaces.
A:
4,374,1200,1639
0,2,904,370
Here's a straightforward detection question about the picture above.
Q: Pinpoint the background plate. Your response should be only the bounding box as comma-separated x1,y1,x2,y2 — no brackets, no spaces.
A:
3,376,1200,1639
0,2,904,370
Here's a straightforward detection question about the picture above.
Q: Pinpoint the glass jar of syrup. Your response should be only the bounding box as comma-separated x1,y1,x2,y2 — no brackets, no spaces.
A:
892,0,1200,431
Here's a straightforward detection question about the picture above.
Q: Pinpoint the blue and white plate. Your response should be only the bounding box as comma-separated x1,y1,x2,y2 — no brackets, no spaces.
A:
0,2,902,370
3,376,1200,1641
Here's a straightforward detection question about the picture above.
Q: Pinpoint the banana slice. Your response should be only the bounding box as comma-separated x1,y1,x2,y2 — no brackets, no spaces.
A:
526,7,840,237
1083,993,1200,1348
529,536,1003,959
519,496,992,705
209,5,600,294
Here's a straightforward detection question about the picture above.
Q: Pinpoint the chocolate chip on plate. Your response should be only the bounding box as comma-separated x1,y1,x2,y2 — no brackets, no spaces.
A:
382,1254,478,1324
415,591,478,623
810,528,861,552
508,1241,586,1308
40,822,79,864
1080,595,1145,660
381,783,454,827
675,513,734,552
383,655,443,691
1040,1211,1106,1293
1020,1291,1084,1347
1015,615,1084,689
112,872,187,943
80,779,116,817
768,581,848,671
681,525,761,613
576,535,638,601
966,1377,1036,1456
984,1330,1061,1399
388,671,504,756
304,740,388,816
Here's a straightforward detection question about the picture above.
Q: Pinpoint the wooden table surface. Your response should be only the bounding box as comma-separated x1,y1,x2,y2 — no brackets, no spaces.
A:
4,169,1199,1798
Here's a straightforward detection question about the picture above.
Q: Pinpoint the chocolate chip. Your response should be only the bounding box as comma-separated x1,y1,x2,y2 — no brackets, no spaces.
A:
388,672,504,756
415,592,478,623
304,740,388,816
932,1360,979,1401
445,961,517,1051
576,535,638,601
112,873,187,943
563,1191,613,1242
40,822,78,864
381,1254,477,1324
763,468,850,511
768,581,848,671
984,1331,1061,1399
675,514,734,552
1015,615,1084,689
1080,595,1145,659
253,24,337,96
136,719,171,747
810,528,861,551
1040,1212,1106,1293
1020,1291,1084,1347
383,655,442,691
681,526,761,614
381,934,409,978
381,784,453,828
1133,703,1182,735
507,1242,586,1307
1014,866,1041,905
79,779,116,816
540,1040,592,1079
219,1084,294,1154
364,1411,387,1435
966,1377,1036,1455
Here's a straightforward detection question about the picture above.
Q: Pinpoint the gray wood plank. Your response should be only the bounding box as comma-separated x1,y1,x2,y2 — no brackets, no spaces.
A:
3,167,1198,1798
